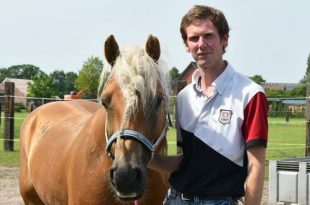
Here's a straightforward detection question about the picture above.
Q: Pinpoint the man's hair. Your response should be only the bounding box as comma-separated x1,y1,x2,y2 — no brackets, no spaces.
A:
180,5,230,43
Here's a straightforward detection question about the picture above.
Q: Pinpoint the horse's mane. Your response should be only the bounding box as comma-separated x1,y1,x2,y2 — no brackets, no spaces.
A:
98,46,171,127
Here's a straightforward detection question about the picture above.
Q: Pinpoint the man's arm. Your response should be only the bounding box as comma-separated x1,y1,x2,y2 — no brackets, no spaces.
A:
148,153,183,174
244,145,266,205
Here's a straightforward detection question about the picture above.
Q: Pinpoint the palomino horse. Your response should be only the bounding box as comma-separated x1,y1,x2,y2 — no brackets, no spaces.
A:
19,35,170,205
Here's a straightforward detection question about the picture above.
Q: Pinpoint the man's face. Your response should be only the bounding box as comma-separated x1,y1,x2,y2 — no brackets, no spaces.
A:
185,19,228,69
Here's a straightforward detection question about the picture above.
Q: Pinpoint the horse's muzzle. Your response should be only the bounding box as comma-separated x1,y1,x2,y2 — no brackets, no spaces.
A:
110,163,145,200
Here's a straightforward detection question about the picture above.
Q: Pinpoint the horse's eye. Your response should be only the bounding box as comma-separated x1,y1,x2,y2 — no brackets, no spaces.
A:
101,99,108,108
155,95,163,108
101,95,112,109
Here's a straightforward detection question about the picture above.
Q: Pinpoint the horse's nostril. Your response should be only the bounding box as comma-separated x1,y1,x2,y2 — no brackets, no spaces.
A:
133,167,142,184
110,166,117,187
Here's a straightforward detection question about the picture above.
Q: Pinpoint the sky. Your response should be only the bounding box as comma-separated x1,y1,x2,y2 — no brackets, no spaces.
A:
1,0,310,84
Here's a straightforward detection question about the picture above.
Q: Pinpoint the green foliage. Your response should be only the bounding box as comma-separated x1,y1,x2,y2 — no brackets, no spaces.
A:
169,67,180,83
0,64,42,82
75,56,103,98
169,67,180,90
66,72,78,90
265,89,286,98
249,74,266,84
266,85,306,98
14,103,27,112
0,68,9,82
50,70,77,98
286,84,306,97
27,72,57,98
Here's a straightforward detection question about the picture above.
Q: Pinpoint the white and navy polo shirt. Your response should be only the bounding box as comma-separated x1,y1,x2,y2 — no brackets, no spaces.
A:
169,63,268,197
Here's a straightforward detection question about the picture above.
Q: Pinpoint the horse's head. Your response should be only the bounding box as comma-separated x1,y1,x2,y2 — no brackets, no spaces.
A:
98,35,170,200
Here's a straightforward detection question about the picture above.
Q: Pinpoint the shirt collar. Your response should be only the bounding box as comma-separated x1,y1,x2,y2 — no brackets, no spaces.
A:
191,62,235,95
192,69,202,93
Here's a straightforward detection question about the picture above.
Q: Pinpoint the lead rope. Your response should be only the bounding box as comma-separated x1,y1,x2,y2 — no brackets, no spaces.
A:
134,200,140,205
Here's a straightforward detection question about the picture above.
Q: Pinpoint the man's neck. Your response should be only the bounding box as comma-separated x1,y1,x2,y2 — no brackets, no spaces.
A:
198,60,227,96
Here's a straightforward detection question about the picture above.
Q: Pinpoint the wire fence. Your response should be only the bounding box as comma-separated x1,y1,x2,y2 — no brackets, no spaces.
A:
0,95,309,152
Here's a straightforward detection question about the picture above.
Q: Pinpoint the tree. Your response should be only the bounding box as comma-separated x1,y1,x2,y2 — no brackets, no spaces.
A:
249,75,266,84
300,52,310,84
169,67,180,82
65,71,78,94
0,64,42,82
27,72,57,98
75,56,103,98
169,67,180,88
50,70,77,98
286,85,306,97
265,85,306,98
0,68,9,82
265,89,286,98
50,70,66,97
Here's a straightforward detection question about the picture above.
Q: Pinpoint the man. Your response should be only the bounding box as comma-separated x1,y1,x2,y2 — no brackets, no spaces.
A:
149,5,268,205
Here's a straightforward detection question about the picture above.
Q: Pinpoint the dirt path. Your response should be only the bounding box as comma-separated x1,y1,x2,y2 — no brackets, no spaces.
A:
0,167,269,205
0,167,22,205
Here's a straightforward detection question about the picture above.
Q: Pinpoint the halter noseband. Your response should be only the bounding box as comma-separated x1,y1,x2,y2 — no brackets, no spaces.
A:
105,114,169,160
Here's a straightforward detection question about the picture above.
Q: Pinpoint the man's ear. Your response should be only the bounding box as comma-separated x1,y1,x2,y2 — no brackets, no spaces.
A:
221,34,229,49
184,42,190,53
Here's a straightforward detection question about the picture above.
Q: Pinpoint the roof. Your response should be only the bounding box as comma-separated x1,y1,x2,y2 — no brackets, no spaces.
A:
177,62,197,81
0,78,32,96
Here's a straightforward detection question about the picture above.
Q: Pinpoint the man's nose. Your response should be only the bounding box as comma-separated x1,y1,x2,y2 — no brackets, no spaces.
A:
198,37,207,49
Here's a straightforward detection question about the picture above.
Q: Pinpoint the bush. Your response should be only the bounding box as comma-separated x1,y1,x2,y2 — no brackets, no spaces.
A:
14,103,27,112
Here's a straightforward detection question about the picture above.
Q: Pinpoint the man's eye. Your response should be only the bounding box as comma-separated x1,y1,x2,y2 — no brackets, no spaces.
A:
204,33,214,39
188,36,199,42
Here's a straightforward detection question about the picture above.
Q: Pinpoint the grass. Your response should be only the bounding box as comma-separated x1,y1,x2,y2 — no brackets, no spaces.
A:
0,114,307,168
267,121,305,160
0,112,28,167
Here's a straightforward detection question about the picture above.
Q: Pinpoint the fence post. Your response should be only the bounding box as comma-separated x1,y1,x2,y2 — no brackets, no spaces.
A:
306,85,310,156
4,82,15,151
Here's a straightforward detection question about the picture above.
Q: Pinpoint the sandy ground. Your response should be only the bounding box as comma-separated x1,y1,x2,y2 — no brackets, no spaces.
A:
0,167,23,205
0,167,269,205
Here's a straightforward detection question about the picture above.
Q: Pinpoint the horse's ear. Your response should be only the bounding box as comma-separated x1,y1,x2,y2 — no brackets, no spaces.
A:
104,35,120,66
145,35,160,61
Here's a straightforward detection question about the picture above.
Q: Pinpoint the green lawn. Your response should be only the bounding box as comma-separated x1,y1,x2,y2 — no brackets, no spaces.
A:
0,114,307,167
0,112,28,167
267,120,305,160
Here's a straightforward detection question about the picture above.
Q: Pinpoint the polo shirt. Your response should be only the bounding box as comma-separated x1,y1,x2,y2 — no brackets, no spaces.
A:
169,63,268,197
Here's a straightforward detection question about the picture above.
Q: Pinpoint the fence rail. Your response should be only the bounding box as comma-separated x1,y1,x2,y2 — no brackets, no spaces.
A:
1,84,310,154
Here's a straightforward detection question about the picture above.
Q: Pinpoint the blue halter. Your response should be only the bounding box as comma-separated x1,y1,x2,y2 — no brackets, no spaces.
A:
105,115,169,160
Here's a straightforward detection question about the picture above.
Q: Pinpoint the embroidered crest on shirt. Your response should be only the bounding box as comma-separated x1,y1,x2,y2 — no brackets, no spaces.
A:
219,109,232,125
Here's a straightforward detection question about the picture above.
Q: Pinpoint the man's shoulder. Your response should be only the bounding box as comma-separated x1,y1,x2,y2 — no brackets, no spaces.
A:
177,83,194,97
232,70,264,93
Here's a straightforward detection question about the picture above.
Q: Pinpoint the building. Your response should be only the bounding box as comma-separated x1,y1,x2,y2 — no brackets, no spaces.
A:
172,62,197,94
260,82,302,91
0,78,32,106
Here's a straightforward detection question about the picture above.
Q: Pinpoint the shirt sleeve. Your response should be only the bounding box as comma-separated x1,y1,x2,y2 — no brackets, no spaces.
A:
242,92,268,149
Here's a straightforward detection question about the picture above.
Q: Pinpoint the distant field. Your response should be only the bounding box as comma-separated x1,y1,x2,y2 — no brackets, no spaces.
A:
0,113,307,167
